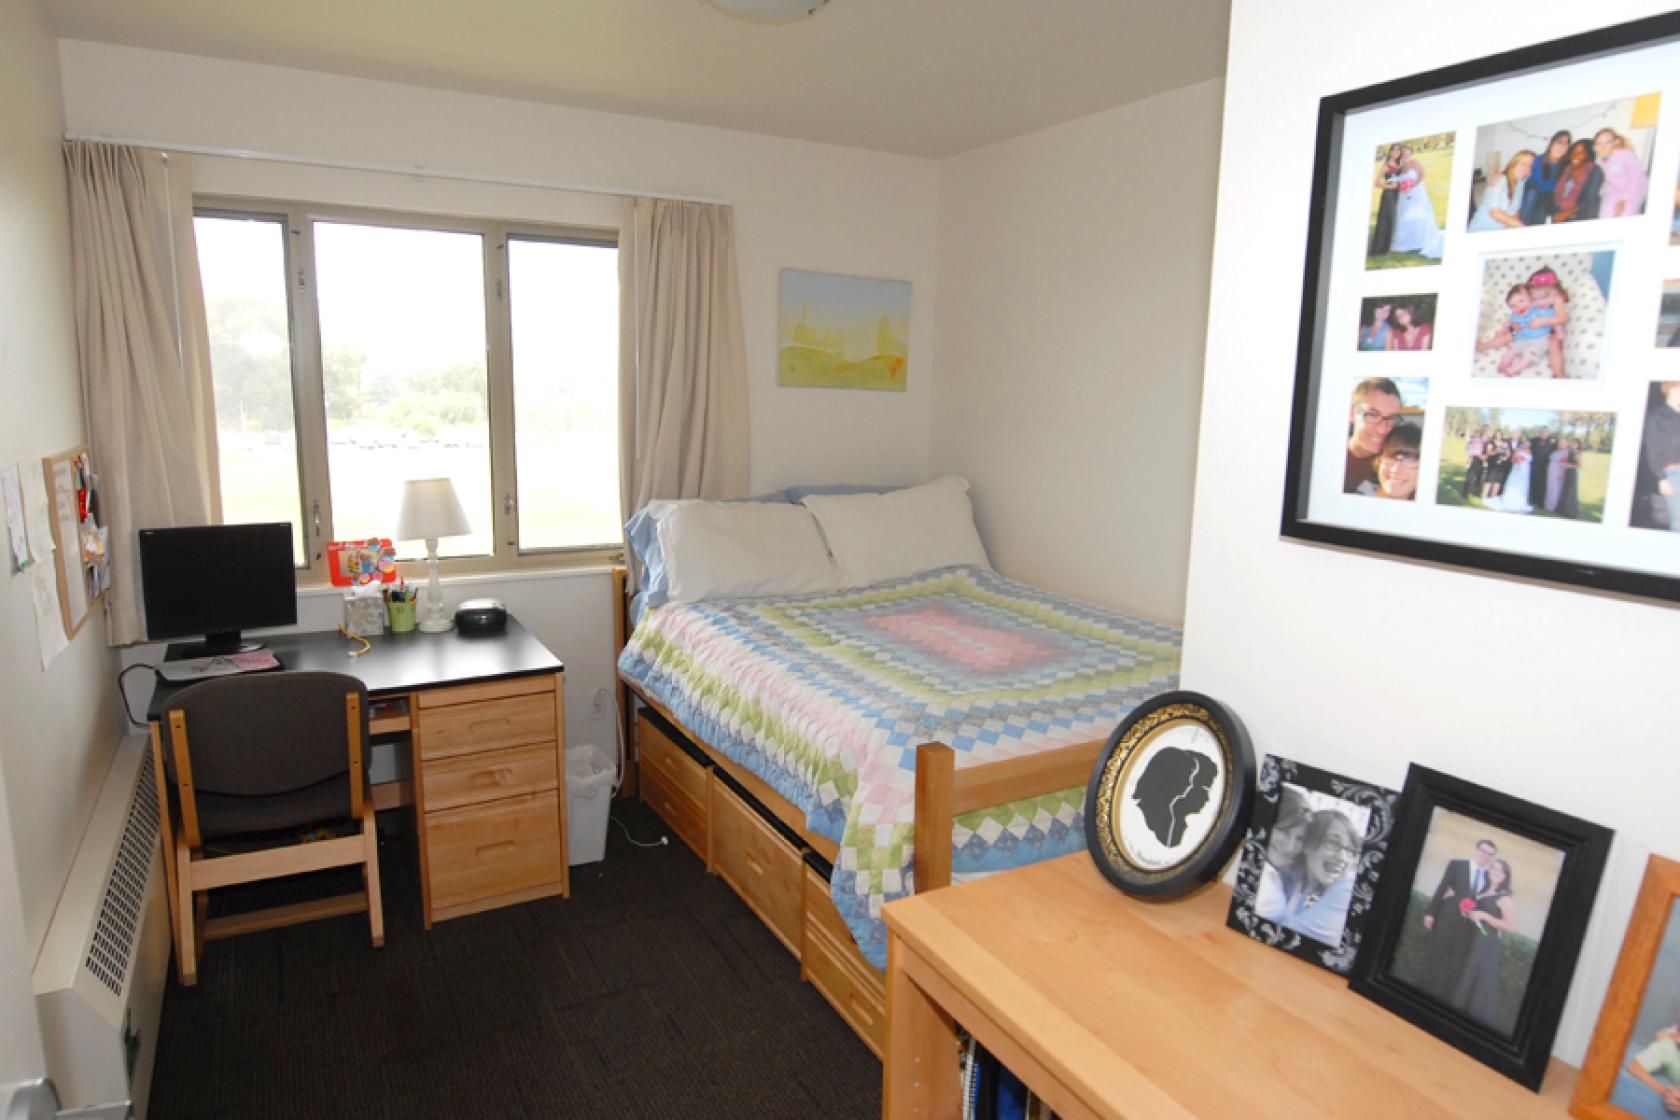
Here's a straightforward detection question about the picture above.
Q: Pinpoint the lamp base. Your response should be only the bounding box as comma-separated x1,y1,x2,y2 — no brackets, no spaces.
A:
418,616,454,633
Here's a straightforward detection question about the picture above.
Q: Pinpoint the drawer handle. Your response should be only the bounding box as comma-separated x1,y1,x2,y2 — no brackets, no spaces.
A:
847,993,877,1023
476,840,517,859
471,767,516,787
744,852,765,876
468,717,513,734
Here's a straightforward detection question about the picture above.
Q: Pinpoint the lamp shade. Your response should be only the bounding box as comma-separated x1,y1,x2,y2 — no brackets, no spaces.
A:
395,478,471,541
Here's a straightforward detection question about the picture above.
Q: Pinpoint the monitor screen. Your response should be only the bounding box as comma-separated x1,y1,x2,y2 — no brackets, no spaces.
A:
138,523,297,652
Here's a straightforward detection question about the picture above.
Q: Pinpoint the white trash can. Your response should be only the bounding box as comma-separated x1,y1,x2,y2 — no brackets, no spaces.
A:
565,743,616,865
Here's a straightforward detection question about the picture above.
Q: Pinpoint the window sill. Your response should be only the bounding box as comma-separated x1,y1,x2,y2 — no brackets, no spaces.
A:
294,563,620,598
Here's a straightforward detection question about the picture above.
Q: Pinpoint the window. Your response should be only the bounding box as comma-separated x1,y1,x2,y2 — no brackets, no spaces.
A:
193,202,620,579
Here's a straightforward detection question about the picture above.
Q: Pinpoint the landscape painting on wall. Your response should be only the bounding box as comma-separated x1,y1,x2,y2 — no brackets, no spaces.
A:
778,269,911,391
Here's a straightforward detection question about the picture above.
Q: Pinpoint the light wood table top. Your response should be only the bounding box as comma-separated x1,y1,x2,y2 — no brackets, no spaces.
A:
882,853,1577,1120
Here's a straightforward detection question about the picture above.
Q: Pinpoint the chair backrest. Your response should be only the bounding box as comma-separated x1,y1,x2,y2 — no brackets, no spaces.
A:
164,671,369,798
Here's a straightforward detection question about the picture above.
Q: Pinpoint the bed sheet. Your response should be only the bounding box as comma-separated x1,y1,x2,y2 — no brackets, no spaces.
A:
616,565,1182,969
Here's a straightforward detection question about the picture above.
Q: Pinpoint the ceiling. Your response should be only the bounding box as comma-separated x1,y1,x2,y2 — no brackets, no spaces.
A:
47,0,1230,158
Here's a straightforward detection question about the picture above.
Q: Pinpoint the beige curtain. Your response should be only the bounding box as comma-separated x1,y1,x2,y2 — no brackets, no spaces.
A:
618,197,751,524
64,141,220,646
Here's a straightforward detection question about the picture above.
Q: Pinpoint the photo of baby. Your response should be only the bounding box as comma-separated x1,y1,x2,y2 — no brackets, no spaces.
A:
1471,250,1614,380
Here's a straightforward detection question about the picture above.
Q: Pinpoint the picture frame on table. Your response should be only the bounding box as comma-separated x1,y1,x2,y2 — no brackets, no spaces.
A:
1572,855,1680,1120
1281,11,1680,605
1226,756,1399,975
1349,764,1612,1090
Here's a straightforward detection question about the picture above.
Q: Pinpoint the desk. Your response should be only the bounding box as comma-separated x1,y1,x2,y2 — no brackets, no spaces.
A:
882,853,1578,1120
147,619,568,938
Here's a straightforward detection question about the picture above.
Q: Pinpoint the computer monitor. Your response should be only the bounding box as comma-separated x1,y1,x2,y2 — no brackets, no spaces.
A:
138,523,298,657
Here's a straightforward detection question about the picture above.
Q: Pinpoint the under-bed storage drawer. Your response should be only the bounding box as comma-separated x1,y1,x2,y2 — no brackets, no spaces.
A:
710,776,804,957
802,863,886,1056
636,714,709,859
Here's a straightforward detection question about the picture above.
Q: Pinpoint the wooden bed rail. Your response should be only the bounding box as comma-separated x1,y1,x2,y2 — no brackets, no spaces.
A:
912,738,1104,893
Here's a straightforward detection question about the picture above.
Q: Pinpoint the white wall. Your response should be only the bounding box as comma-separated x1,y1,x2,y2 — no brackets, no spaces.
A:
932,81,1223,623
0,0,124,959
1186,0,1680,1065
56,40,942,498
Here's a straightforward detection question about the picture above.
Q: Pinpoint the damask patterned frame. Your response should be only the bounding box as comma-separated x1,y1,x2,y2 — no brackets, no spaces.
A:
1226,756,1399,975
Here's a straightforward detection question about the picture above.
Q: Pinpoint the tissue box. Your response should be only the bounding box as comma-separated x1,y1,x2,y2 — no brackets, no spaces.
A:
342,594,386,638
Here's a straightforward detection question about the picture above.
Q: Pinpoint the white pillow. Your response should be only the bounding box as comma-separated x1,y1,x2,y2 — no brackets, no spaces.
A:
657,501,839,603
801,476,990,588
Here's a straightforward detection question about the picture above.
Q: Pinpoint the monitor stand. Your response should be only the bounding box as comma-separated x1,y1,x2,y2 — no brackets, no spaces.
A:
164,631,265,660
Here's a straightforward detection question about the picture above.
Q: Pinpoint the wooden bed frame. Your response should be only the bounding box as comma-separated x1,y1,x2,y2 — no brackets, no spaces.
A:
610,565,1106,902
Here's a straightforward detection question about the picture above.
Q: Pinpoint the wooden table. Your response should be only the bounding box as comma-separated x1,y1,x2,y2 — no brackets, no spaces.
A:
882,853,1579,1119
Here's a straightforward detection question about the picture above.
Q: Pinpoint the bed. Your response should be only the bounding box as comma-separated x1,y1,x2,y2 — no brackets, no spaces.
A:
611,479,1183,1050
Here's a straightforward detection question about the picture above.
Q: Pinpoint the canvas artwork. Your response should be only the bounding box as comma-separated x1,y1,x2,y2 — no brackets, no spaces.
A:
777,269,911,391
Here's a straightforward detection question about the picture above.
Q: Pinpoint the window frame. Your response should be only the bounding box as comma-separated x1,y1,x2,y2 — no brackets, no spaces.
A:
195,196,623,586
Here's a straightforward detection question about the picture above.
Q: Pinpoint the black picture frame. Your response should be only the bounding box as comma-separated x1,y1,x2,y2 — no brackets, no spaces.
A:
1282,10,1680,604
1349,764,1613,1090
1084,690,1254,901
1226,756,1399,975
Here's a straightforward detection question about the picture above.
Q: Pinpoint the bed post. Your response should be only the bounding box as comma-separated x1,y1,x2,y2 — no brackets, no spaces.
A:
913,743,954,893
610,565,637,798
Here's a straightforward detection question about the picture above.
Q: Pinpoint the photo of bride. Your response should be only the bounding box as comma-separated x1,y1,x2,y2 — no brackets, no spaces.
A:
1437,406,1617,523
1367,132,1454,270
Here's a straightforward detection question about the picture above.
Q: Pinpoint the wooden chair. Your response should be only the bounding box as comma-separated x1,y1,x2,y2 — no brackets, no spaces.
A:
161,670,384,986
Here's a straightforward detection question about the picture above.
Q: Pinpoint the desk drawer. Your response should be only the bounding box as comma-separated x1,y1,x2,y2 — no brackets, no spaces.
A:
710,778,803,957
802,865,884,1055
641,765,707,860
419,692,556,760
425,790,563,911
637,719,708,807
422,742,558,812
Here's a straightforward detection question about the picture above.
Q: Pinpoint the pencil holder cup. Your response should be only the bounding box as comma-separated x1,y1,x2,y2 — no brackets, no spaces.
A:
342,594,385,638
387,598,417,634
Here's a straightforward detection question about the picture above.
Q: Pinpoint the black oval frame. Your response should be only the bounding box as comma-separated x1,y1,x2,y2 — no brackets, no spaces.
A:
1084,690,1256,900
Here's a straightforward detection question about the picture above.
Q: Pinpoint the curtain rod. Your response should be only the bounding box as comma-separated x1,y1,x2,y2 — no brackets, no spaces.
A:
61,131,732,206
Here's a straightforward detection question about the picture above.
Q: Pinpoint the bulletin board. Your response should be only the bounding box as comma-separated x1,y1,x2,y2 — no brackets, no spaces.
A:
42,445,108,639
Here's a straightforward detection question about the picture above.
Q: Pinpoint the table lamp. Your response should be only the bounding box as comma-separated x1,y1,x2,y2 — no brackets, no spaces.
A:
395,478,471,633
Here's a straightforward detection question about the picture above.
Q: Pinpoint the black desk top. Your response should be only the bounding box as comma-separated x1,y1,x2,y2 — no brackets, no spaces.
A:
145,617,563,721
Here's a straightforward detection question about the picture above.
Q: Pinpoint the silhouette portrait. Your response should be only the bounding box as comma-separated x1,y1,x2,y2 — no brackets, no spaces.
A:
1131,746,1217,848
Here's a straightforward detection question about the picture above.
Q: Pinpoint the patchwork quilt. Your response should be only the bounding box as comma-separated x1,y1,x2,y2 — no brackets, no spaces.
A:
616,565,1182,969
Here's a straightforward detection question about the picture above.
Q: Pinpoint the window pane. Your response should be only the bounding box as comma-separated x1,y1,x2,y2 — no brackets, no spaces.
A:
508,238,621,550
313,222,492,559
194,214,306,566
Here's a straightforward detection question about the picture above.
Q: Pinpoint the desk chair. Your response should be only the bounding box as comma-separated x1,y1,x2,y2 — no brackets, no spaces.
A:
161,671,384,986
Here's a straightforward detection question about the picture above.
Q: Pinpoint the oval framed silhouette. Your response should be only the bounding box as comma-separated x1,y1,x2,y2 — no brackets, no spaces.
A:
1085,690,1255,899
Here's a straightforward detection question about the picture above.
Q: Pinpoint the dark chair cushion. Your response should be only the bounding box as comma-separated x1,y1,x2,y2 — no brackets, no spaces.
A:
194,775,356,843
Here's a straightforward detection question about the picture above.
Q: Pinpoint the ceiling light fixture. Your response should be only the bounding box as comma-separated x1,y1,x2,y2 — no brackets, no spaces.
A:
705,0,831,24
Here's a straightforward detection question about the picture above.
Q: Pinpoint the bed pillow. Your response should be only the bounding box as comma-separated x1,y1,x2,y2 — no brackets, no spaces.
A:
800,476,990,588
625,492,790,610
658,501,839,603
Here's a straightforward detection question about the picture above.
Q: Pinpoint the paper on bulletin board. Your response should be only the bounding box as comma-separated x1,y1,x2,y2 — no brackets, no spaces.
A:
22,464,67,669
2,464,27,573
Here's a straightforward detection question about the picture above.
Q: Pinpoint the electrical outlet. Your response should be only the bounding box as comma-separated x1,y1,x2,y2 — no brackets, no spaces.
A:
589,687,610,720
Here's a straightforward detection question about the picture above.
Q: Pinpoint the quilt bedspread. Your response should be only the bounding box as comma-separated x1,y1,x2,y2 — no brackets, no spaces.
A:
616,565,1182,969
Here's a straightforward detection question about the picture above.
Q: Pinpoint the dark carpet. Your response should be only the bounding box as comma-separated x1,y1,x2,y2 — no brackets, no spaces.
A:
148,799,882,1119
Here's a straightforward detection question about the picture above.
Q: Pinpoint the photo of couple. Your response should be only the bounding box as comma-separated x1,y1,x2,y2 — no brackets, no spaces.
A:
1633,382,1680,533
1368,133,1454,269
1472,250,1614,381
1389,812,1564,1038
1357,294,1437,351
1610,899,1680,1119
1468,94,1660,230
1251,784,1372,949
1344,376,1429,501
1438,407,1615,523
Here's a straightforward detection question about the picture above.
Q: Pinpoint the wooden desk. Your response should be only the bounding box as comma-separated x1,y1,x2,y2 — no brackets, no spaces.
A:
882,853,1578,1120
146,619,568,939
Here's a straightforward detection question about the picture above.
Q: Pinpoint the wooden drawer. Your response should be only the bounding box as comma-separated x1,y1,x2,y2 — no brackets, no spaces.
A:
637,718,708,807
642,765,708,861
424,790,563,912
710,777,804,957
422,741,558,813
803,865,885,1055
419,692,556,761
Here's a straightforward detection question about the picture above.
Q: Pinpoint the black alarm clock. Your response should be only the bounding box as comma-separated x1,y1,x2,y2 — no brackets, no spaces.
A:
453,598,508,634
